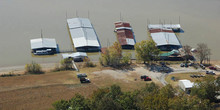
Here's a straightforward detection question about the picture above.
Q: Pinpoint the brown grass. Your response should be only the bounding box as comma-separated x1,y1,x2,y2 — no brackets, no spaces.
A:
165,72,204,88
0,65,150,110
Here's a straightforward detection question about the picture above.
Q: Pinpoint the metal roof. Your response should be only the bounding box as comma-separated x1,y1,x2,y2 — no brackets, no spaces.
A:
115,22,136,46
151,32,181,46
148,24,181,29
62,52,87,59
179,80,194,88
30,38,57,49
67,18,101,48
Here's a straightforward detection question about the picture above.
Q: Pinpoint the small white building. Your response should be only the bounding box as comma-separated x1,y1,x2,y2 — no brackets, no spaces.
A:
179,80,194,94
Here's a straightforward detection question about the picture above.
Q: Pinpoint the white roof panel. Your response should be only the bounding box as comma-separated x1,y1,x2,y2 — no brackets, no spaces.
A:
30,38,57,49
62,52,87,59
67,18,101,48
126,38,135,45
179,80,194,88
151,32,181,46
67,18,92,29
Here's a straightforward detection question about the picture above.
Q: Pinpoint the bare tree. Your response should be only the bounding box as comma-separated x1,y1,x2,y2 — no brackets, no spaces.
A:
182,45,192,63
195,43,211,64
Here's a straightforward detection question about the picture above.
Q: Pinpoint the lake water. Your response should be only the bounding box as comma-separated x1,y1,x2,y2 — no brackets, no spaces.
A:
0,0,220,67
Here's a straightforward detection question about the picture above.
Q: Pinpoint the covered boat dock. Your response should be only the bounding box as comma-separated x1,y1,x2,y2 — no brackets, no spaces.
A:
67,18,101,52
150,29,182,51
30,38,57,55
114,21,136,49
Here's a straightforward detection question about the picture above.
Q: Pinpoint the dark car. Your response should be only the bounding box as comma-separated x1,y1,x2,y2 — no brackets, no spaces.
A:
80,77,90,83
140,75,148,79
200,64,206,69
190,74,196,78
209,66,217,70
77,73,87,78
184,63,188,67
180,63,184,67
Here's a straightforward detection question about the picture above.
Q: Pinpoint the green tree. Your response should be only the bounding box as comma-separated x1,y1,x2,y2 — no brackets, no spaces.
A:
52,99,69,110
90,88,110,109
68,94,90,110
135,39,160,64
191,75,219,102
100,42,131,68
119,91,140,110
121,52,132,65
169,93,213,110
159,84,175,99
107,84,122,100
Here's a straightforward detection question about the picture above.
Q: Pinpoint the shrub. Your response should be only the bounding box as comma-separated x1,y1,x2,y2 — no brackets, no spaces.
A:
83,57,96,67
60,58,73,70
121,53,132,66
25,62,44,74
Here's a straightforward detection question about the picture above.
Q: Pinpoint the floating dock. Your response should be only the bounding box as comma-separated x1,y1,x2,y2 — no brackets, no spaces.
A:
149,29,182,51
67,18,101,52
30,38,57,55
114,21,136,49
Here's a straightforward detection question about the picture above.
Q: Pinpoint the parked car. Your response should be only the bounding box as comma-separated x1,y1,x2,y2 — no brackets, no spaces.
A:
80,77,90,83
180,63,184,67
209,66,217,70
140,75,148,79
184,63,188,67
200,64,206,69
144,76,152,81
206,71,215,75
190,74,196,78
77,73,87,78
140,75,151,81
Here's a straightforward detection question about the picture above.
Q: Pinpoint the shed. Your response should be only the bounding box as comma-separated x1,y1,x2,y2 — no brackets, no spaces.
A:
179,80,194,94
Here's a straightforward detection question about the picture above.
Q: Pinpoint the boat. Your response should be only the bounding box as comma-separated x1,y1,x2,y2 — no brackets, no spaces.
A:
114,21,136,49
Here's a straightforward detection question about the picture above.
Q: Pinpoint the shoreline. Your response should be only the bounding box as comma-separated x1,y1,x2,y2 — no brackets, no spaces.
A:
0,62,58,75
0,60,220,75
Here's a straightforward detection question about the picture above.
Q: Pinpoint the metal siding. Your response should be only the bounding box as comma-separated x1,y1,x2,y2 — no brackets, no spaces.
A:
115,22,135,46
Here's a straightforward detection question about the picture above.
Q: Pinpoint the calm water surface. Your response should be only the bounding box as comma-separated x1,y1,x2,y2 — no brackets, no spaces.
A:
0,0,220,67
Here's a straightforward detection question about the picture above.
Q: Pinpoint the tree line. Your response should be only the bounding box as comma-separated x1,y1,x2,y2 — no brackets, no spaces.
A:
53,75,220,110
